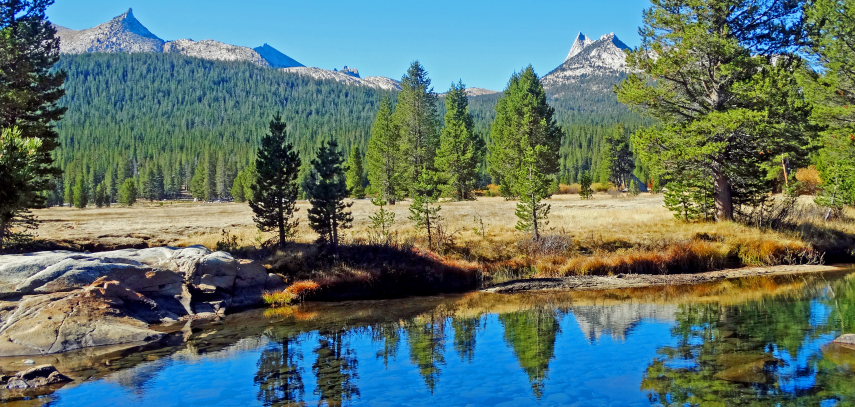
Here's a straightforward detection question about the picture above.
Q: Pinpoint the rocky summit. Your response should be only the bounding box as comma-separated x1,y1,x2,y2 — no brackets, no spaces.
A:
54,9,164,54
542,32,631,91
0,247,284,356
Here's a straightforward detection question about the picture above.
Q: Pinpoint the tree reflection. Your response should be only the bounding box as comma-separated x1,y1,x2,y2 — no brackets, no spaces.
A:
370,322,401,367
255,337,306,407
406,315,447,393
642,278,855,406
452,316,481,362
499,308,561,398
313,331,360,407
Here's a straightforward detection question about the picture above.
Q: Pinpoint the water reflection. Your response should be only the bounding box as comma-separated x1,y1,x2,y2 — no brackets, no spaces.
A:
29,270,855,406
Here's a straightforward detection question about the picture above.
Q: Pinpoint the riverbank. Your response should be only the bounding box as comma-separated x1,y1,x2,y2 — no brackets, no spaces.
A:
484,264,853,293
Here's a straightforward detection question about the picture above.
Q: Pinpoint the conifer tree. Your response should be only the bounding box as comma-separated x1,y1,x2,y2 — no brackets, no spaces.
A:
305,139,353,246
231,162,256,203
579,172,593,200
366,96,403,203
0,0,66,246
488,66,562,196
409,170,442,250
394,61,440,191
250,115,302,246
72,174,88,208
94,182,108,208
616,0,810,221
515,146,552,239
345,146,367,199
805,0,855,215
436,81,482,200
117,178,137,206
598,126,634,189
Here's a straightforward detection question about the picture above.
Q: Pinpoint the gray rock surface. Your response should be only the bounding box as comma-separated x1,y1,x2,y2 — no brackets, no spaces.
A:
0,247,284,356
164,39,270,67
55,9,164,54
834,334,855,346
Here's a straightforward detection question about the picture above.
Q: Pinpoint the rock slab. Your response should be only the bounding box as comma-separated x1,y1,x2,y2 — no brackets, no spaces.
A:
0,247,284,356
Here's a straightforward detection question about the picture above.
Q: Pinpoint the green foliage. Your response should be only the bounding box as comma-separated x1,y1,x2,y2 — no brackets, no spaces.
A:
436,81,482,200
367,198,396,246
394,61,440,190
804,0,855,215
305,139,353,246
409,170,443,250
598,126,634,187
488,66,563,196
499,309,560,399
0,127,43,247
514,146,552,239
663,172,716,222
617,0,812,222
94,182,109,208
579,172,593,200
231,162,256,203
345,146,367,199
366,96,403,204
71,174,88,208
117,178,137,206
0,0,65,246
250,115,302,246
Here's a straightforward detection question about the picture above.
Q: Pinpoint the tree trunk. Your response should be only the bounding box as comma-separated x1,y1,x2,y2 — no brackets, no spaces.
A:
714,171,734,222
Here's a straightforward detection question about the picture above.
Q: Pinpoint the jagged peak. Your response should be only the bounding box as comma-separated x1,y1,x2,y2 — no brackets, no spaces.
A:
566,32,595,61
105,8,161,41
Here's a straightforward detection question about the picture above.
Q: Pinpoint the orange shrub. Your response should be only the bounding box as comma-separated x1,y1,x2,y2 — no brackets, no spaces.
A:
558,183,581,194
795,166,822,195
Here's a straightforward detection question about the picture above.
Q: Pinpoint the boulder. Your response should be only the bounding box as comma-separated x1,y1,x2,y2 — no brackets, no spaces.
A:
1,364,72,390
834,334,855,346
0,247,284,356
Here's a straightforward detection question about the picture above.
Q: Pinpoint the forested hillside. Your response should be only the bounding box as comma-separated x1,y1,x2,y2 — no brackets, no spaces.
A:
53,52,640,204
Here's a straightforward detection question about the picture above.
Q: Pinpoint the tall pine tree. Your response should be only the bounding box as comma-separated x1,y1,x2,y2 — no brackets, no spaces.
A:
345,146,367,199
488,66,562,197
305,139,353,246
250,115,302,246
616,0,810,221
366,96,403,204
436,81,482,200
394,61,440,192
0,0,66,246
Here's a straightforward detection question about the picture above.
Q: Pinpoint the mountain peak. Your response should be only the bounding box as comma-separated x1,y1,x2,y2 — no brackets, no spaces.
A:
253,43,303,68
566,32,595,61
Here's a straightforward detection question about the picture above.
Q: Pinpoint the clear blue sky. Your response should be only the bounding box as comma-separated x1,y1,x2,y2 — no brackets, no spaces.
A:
47,0,650,90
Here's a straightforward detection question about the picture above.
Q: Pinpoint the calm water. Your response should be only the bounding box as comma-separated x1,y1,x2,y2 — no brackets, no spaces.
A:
23,270,855,406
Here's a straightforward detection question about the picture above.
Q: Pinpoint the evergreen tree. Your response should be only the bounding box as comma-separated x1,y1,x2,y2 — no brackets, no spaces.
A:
598,126,634,188
394,61,440,191
345,146,367,199
231,162,256,203
616,0,811,221
366,96,403,203
0,127,42,246
141,165,164,201
367,198,396,246
515,146,552,240
805,0,855,216
117,178,137,206
72,174,88,208
0,0,66,246
94,182,108,208
305,139,353,247
436,81,482,200
249,115,302,246
488,66,563,196
579,172,593,200
409,170,443,250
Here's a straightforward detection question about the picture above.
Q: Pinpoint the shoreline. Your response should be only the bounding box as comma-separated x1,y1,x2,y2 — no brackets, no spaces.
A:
483,264,854,294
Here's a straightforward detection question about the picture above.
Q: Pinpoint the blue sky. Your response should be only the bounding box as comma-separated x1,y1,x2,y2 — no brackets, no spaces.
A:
47,0,650,90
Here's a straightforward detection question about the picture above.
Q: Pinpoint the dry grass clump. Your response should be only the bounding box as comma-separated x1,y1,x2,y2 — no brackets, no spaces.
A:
795,166,822,195
263,280,322,306
557,184,581,194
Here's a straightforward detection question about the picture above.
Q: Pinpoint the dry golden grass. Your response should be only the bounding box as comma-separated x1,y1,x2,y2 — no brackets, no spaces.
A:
30,193,855,280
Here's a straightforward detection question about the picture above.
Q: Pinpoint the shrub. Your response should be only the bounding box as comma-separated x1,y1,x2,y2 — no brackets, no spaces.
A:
558,183,581,194
484,184,502,197
579,173,593,200
795,166,821,195
592,182,613,193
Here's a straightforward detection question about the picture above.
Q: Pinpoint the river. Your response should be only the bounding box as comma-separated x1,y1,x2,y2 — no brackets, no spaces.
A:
17,268,855,406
